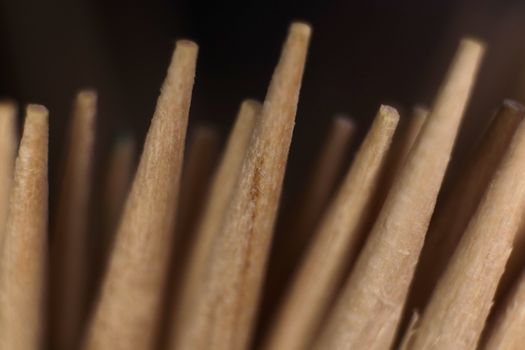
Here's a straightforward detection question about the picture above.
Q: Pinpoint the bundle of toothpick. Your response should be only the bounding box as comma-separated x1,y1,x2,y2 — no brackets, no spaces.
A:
1,22,525,350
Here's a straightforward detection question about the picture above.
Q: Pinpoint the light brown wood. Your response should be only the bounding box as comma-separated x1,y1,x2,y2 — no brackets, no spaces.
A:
0,101,17,245
403,100,524,326
83,40,198,350
51,90,97,350
385,105,428,183
168,100,259,350
483,269,525,350
176,124,220,246
312,38,485,350
264,105,399,350
263,115,355,314
103,134,136,236
0,105,49,350
407,102,525,350
173,22,311,350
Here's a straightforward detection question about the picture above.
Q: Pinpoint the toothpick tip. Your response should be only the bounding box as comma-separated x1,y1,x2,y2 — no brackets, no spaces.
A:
176,39,199,53
289,21,312,39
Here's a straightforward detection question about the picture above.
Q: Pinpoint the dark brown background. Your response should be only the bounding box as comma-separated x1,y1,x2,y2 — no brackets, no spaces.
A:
2,0,525,199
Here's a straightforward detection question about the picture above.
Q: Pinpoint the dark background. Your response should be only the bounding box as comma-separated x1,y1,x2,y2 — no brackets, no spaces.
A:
2,0,525,194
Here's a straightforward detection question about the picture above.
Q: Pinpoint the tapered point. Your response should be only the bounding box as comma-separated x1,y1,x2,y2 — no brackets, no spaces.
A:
290,22,312,40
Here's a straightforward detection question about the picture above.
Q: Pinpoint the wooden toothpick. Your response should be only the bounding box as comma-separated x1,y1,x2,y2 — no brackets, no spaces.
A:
483,269,525,350
175,22,311,350
263,115,355,316
264,105,399,350
50,90,97,350
312,38,485,350
0,101,17,244
83,40,198,350
403,100,524,329
175,124,220,251
407,102,525,350
168,100,259,350
0,105,49,350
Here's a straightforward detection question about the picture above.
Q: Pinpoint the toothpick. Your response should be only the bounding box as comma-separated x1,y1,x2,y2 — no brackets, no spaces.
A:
264,115,355,312
176,124,220,247
50,90,97,350
312,38,485,350
0,105,48,350
175,22,311,350
168,100,259,350
103,134,136,236
264,105,399,350
404,100,524,325
483,269,525,350
385,106,428,184
83,40,198,350
408,102,525,350
0,101,17,244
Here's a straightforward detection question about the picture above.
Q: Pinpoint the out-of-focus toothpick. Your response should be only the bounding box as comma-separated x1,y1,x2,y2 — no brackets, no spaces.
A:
0,105,49,350
50,90,97,350
263,115,355,316
176,125,220,241
264,105,399,350
312,38,485,350
83,40,198,350
103,134,136,237
483,269,525,350
168,100,259,350
407,102,525,350
174,22,311,350
404,100,524,329
0,101,17,245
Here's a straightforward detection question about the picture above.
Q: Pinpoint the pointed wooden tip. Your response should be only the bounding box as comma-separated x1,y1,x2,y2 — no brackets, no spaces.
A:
290,21,312,37
378,104,401,127
175,39,199,55
460,37,486,54
26,104,49,125
333,114,356,133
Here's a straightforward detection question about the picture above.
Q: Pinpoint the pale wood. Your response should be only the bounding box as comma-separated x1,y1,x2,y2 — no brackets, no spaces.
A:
0,105,48,350
402,100,524,334
264,105,399,350
173,22,311,350
103,134,136,236
83,40,198,350
176,124,220,243
483,269,525,350
51,90,97,350
386,105,428,182
407,102,525,350
263,115,355,314
312,38,485,350
168,100,259,350
0,101,17,245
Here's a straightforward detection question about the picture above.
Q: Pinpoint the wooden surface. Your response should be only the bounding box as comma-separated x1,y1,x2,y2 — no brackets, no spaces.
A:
0,105,49,350
264,106,398,350
312,38,485,350
83,40,198,350
407,101,525,350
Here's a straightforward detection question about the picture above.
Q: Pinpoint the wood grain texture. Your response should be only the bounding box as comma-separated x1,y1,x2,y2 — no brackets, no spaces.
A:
407,102,525,350
312,38,485,350
51,90,97,350
401,100,524,337
483,269,525,350
262,115,355,318
82,40,198,350
0,105,49,350
167,100,259,350
0,101,17,246
263,106,399,350
173,22,311,350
